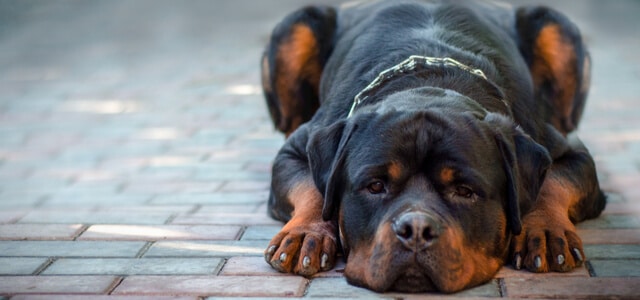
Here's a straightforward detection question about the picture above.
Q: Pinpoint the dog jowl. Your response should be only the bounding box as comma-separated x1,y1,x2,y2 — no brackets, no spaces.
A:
260,0,606,293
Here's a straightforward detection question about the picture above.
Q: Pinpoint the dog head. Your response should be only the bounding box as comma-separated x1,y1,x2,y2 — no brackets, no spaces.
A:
308,88,551,293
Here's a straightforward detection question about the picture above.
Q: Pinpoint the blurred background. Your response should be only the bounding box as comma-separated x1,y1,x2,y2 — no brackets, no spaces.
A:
0,0,639,220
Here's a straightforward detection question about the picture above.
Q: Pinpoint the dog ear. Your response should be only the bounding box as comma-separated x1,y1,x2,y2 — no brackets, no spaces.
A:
495,128,552,235
307,121,356,221
515,6,591,135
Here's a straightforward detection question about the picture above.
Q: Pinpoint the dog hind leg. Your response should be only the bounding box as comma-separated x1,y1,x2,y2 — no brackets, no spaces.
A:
261,6,337,137
515,6,591,135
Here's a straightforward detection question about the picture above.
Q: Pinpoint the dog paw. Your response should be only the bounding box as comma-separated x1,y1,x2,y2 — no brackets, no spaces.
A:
264,220,337,276
511,209,585,273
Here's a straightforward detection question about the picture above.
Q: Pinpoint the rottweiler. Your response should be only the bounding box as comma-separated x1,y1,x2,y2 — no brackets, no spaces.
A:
259,0,606,293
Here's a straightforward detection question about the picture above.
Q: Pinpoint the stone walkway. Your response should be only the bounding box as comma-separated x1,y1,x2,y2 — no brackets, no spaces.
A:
0,0,639,299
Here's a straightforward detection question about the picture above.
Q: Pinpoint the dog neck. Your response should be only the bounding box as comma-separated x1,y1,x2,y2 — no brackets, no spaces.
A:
347,55,509,118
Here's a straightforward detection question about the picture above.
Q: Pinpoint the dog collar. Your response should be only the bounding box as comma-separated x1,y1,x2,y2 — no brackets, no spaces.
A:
347,55,508,118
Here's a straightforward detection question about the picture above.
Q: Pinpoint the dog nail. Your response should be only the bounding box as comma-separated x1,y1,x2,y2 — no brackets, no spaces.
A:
265,245,276,261
266,245,276,254
514,254,522,270
534,256,542,269
572,248,583,262
279,253,287,262
557,254,565,265
321,253,329,269
302,256,310,268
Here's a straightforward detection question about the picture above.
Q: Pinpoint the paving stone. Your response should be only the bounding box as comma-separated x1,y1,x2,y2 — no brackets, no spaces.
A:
393,280,501,299
150,192,268,206
0,210,26,223
123,180,223,194
306,277,407,299
494,265,590,278
0,257,48,275
579,229,640,244
79,224,241,240
196,204,261,214
40,195,152,207
219,180,270,192
112,275,308,297
0,224,83,240
220,255,346,279
602,200,640,215
0,241,145,257
313,258,348,278
590,259,640,277
11,296,197,300
18,210,172,224
584,244,640,259
503,277,640,298
205,298,307,300
577,215,640,229
0,275,118,294
622,188,640,203
609,173,640,190
145,240,267,257
602,198,640,216
200,146,265,161
131,169,196,181
0,179,71,193
93,205,197,213
191,170,270,181
219,256,285,276
43,258,223,275
46,183,122,195
172,212,280,226
244,161,272,174
0,192,46,208
240,225,281,240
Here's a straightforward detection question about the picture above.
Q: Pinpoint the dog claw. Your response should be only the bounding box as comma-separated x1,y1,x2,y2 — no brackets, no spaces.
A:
265,245,276,262
514,253,522,270
534,256,542,269
302,256,310,268
572,248,583,263
279,253,287,262
557,254,565,265
321,253,328,269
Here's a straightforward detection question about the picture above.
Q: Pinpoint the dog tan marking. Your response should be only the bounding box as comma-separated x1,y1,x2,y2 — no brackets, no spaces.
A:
343,221,398,292
261,54,272,94
580,54,591,96
286,177,323,219
539,172,584,223
439,167,455,184
276,24,322,135
532,24,578,133
388,161,403,182
436,226,504,293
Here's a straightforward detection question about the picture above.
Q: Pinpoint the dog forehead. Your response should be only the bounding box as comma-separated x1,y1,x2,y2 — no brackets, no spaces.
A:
345,109,499,171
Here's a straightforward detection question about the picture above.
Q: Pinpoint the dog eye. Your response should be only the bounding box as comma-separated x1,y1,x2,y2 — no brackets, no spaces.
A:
455,186,474,198
367,180,386,194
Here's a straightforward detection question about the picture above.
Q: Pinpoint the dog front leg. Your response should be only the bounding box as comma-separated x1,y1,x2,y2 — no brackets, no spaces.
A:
265,125,338,276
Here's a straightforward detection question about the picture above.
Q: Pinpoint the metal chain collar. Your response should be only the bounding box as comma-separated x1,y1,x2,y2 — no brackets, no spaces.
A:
347,55,502,118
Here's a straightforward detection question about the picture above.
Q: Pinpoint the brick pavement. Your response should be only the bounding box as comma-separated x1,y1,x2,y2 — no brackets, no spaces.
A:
1,0,639,299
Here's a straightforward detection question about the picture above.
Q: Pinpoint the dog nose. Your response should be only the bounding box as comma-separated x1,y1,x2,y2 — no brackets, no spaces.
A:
392,211,441,251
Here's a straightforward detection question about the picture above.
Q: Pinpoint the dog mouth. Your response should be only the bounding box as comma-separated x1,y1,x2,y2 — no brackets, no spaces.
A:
390,266,437,292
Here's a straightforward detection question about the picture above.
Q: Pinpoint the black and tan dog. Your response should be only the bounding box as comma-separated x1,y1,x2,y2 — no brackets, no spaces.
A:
260,0,606,293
